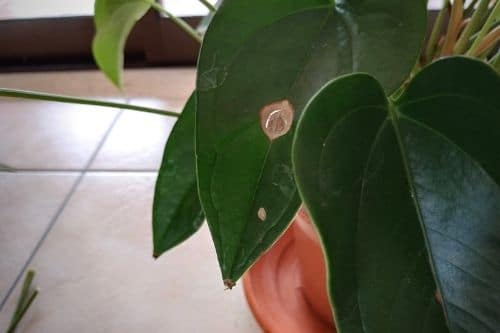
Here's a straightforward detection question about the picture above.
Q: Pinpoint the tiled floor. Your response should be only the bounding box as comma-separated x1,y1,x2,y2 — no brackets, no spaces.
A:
0,68,261,332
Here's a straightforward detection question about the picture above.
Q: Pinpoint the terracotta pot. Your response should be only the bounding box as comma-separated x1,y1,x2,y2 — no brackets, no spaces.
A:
243,207,336,333
293,207,334,325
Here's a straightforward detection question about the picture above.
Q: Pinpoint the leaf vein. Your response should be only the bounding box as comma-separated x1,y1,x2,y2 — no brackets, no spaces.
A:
426,226,500,270
434,254,500,294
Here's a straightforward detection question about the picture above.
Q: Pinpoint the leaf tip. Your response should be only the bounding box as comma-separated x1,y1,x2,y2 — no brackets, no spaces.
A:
224,279,236,290
101,66,122,90
91,39,123,90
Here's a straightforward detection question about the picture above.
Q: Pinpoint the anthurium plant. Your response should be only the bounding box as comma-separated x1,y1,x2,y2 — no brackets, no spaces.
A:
1,0,499,332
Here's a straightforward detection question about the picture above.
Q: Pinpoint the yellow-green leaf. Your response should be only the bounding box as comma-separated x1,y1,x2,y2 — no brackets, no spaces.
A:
92,0,151,87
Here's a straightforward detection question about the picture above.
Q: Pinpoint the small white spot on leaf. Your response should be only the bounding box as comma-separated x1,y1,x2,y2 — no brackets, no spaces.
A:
260,100,294,141
257,207,267,221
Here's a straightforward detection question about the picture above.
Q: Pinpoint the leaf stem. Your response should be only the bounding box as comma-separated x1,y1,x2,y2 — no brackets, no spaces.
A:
467,0,480,10
425,0,449,62
10,270,35,327
473,25,500,57
491,51,500,71
441,0,464,56
467,0,500,55
7,270,38,333
7,290,39,333
454,0,490,53
147,1,202,43
198,0,216,13
0,88,179,118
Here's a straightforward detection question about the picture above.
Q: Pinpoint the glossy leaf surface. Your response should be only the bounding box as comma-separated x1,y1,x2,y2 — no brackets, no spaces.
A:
293,57,500,332
93,0,150,87
196,0,427,284
199,0,329,69
395,57,500,333
153,94,204,258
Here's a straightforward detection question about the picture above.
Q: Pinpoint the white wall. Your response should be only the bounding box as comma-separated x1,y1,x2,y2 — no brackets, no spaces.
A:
0,0,214,20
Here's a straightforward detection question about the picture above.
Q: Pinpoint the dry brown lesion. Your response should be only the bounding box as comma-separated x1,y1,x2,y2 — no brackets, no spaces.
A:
224,279,236,290
259,100,294,141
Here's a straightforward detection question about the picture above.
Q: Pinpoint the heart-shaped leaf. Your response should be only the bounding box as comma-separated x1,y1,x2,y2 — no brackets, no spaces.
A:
199,0,330,69
293,57,500,332
395,57,500,332
196,0,427,285
92,0,151,87
153,93,204,258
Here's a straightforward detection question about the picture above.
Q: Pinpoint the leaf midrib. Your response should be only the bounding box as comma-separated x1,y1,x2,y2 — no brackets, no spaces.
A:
388,105,500,332
387,103,453,328
227,9,334,279
396,112,500,188
393,111,500,320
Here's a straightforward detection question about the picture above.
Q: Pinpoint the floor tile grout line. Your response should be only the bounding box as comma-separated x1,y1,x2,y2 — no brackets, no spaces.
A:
0,108,124,311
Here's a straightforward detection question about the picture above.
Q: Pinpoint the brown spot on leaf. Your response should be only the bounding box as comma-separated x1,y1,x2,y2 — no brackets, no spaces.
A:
260,100,294,141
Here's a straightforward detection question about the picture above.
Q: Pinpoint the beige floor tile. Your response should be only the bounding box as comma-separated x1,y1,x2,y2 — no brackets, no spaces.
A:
0,100,118,169
0,173,260,333
0,172,77,302
90,98,185,171
0,68,196,102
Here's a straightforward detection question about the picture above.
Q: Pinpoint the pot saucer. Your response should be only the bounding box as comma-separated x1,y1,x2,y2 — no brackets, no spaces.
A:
243,227,336,333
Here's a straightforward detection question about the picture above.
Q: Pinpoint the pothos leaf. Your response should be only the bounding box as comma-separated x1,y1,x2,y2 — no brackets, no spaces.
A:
153,93,204,258
196,0,427,285
293,57,500,332
92,0,151,87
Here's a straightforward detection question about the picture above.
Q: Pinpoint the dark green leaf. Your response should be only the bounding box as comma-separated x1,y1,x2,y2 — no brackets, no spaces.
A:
199,0,330,68
92,0,151,87
395,57,500,333
197,0,427,284
293,57,500,332
153,93,204,258
293,73,448,332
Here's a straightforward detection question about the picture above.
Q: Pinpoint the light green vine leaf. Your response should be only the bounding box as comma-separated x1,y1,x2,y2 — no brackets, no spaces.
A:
153,93,204,258
293,57,500,332
92,0,151,87
196,0,427,286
